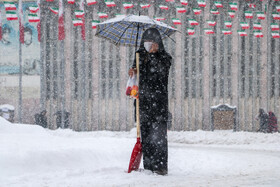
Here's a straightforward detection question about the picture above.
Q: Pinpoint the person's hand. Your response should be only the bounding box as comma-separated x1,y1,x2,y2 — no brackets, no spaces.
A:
128,68,137,77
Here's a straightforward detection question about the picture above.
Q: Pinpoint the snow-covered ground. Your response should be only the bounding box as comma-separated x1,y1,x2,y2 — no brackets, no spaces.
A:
1,116,280,187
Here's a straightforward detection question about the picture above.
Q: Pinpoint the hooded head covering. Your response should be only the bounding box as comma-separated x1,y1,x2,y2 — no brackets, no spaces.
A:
139,28,165,53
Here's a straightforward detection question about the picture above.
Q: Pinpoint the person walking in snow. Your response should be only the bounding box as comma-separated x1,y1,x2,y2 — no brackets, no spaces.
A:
35,110,48,128
267,111,278,133
256,108,269,133
128,28,172,175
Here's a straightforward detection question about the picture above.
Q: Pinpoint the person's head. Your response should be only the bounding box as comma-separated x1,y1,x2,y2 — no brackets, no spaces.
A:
24,27,32,46
140,28,164,53
41,110,47,116
2,27,11,44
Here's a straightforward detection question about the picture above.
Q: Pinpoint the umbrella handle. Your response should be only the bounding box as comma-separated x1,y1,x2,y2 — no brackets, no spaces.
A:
136,53,140,138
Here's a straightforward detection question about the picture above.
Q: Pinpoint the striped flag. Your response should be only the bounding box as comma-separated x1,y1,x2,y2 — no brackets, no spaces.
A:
79,0,85,40
276,5,280,12
240,22,249,29
229,2,238,11
98,12,108,18
228,10,235,18
193,8,202,15
189,19,199,25
204,28,214,34
4,2,17,11
237,30,247,36
68,0,75,4
49,7,59,14
105,0,116,7
92,20,100,29
256,12,265,20
271,23,279,31
254,30,263,38
159,5,169,10
166,0,174,2
73,19,83,26
187,28,195,35
172,18,181,25
75,10,85,18
224,21,232,28
222,29,232,35
272,12,280,20
154,17,166,21
176,7,186,13
214,2,223,8
271,31,280,38
6,11,18,21
86,0,97,5
115,13,125,17
245,11,253,19
210,9,219,15
253,22,262,30
180,0,188,6
36,0,41,42
28,13,40,22
197,0,206,7
140,4,150,8
58,0,65,40
207,20,216,26
123,2,134,9
19,0,24,43
29,5,39,13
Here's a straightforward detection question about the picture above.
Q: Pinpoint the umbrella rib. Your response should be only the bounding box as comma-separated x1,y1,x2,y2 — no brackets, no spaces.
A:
116,22,136,45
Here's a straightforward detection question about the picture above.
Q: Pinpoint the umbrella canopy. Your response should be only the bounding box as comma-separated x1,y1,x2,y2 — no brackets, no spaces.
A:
95,15,177,47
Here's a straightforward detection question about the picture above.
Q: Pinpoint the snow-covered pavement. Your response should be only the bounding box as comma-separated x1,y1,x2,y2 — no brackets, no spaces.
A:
1,117,280,187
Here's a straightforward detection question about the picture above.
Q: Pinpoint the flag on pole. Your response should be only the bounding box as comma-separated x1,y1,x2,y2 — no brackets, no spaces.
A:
189,19,199,25
240,22,249,29
29,5,39,13
197,0,206,7
253,22,262,30
271,31,280,38
58,0,65,40
159,5,169,10
224,21,232,28
79,0,85,40
68,0,75,4
187,28,195,35
86,0,97,5
222,29,232,35
4,2,17,11
271,23,279,31
75,10,85,18
123,2,134,9
6,11,18,21
204,28,214,34
154,17,166,21
228,10,235,18
254,30,263,38
28,13,40,22
245,11,253,19
237,30,247,36
92,20,100,29
207,20,216,26
140,4,150,8
214,2,223,8
272,12,280,20
229,2,238,11
105,0,116,7
19,0,24,44
193,8,202,15
256,12,265,20
36,0,41,42
210,9,220,15
73,19,83,26
98,12,108,18
176,7,186,13
172,18,181,25
49,7,59,14
180,0,188,6
276,5,280,12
